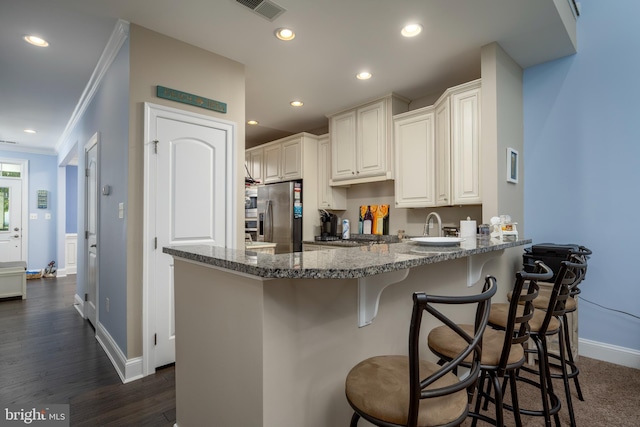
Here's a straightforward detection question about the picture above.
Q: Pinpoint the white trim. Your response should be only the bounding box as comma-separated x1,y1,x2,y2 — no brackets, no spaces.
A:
95,322,144,383
74,293,85,318
84,133,99,324
579,338,640,369
55,19,130,153
142,102,237,377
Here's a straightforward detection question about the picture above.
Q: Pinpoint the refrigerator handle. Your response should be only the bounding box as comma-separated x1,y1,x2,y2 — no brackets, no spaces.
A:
265,200,273,242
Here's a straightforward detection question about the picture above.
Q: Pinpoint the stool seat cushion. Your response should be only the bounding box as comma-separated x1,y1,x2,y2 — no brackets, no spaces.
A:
428,324,524,368
489,303,559,334
345,355,468,427
507,287,577,312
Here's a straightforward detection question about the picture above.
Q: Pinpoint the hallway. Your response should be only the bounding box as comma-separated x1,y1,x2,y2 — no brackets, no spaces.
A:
0,275,176,426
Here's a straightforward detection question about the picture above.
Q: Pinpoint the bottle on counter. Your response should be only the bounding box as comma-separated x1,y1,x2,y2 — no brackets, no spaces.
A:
363,206,373,234
342,219,350,240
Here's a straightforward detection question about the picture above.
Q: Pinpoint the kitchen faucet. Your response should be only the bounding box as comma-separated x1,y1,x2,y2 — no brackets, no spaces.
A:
423,212,442,237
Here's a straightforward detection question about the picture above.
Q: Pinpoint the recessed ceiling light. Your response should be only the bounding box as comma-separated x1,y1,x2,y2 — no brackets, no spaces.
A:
24,35,49,47
356,72,372,80
247,120,259,125
401,24,422,38
23,129,37,134
290,100,303,107
275,28,295,41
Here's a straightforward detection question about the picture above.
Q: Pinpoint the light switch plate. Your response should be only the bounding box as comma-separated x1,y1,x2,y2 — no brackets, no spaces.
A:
45,213,52,220
30,213,38,220
118,202,124,219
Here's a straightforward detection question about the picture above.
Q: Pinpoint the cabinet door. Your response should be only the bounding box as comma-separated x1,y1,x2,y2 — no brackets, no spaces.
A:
451,87,481,204
263,144,282,183
318,136,346,209
357,100,386,177
247,147,264,184
331,110,357,180
434,98,451,206
394,110,435,208
281,138,302,181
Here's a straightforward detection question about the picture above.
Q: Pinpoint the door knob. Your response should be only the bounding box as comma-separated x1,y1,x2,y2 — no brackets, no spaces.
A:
13,234,19,238
90,244,97,248
14,227,19,231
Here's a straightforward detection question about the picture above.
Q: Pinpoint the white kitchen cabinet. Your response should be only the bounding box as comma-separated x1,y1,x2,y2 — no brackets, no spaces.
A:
393,107,436,208
434,97,452,206
263,136,302,183
245,146,264,184
329,94,409,186
317,134,347,210
450,82,481,204
393,79,480,208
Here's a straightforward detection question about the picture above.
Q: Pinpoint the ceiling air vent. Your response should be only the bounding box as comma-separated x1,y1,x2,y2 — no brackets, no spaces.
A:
0,140,18,144
236,0,286,22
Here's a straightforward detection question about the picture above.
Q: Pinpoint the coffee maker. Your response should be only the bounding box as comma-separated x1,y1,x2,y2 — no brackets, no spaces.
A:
320,211,338,238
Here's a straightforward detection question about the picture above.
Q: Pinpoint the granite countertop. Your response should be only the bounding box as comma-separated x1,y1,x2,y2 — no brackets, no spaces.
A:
164,237,531,280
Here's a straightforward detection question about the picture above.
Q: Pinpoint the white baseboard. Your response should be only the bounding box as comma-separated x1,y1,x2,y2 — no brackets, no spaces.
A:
56,268,67,278
95,322,145,383
579,338,640,369
73,293,85,318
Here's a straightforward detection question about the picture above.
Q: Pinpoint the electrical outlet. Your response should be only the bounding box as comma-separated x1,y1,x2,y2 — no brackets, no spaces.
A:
106,297,110,313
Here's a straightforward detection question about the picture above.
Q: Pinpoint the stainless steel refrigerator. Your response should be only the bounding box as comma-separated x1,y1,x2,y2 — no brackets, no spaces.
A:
257,180,303,254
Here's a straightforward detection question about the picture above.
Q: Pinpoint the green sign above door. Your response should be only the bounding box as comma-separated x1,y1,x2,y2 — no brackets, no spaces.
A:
156,86,227,114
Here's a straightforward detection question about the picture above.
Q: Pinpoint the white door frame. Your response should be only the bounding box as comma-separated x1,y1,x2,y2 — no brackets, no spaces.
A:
84,133,100,325
142,102,237,376
0,158,28,263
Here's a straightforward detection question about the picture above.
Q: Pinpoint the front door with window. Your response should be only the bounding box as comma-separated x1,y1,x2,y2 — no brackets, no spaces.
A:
0,178,23,262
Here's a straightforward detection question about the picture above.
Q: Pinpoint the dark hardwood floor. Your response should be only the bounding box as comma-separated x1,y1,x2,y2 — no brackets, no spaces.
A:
0,275,176,426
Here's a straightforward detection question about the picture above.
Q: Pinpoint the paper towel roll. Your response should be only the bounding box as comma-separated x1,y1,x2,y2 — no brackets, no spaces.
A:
460,218,477,238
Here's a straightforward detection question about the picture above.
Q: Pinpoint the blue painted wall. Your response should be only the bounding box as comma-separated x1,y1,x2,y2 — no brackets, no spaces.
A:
0,151,58,270
65,166,78,234
58,38,130,354
524,0,640,352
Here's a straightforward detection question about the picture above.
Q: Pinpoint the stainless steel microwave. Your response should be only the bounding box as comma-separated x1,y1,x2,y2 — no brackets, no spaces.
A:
245,187,258,218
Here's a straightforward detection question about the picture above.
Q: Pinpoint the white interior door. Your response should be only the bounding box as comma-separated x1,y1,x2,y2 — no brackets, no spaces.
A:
85,135,99,327
149,108,230,369
0,178,22,262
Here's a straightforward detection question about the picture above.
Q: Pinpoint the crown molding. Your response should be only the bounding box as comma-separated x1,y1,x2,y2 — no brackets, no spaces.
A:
55,19,130,153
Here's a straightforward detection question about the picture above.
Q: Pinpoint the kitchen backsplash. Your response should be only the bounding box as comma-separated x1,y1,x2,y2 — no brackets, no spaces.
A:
325,181,482,237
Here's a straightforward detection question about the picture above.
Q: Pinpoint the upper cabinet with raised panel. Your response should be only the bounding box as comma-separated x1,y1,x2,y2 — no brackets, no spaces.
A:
450,81,481,204
317,134,347,210
263,135,302,184
329,94,409,186
245,146,264,184
393,79,481,208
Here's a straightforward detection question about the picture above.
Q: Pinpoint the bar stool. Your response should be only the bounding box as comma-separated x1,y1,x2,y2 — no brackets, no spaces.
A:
427,261,552,427
508,247,591,408
490,258,586,427
344,277,497,427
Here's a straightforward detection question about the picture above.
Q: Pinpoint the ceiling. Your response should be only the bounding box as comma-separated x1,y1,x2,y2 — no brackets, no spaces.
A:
0,0,577,155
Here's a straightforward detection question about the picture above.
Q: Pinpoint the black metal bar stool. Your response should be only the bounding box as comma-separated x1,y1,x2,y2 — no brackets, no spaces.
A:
344,277,497,427
508,246,591,424
427,261,552,427
488,258,585,427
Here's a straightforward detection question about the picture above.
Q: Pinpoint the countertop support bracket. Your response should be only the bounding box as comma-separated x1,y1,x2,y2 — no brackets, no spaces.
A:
467,250,503,287
358,268,410,327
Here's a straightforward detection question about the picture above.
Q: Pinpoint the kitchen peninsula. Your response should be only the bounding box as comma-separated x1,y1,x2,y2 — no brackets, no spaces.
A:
164,238,530,427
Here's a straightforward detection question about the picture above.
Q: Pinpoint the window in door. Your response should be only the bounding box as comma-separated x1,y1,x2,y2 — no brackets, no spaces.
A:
0,186,8,231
